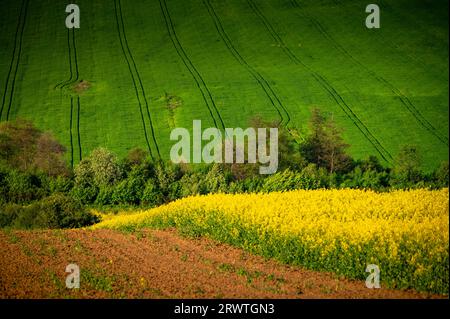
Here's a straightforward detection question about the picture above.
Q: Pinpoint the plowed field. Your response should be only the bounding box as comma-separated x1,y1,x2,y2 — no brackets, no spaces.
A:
0,229,443,299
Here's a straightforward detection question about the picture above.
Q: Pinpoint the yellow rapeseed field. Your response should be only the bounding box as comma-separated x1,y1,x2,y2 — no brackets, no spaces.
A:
92,188,449,294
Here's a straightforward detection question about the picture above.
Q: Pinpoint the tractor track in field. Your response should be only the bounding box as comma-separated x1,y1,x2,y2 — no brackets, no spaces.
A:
114,0,160,160
248,0,392,162
54,29,74,89
76,96,82,162
159,0,225,131
246,0,301,66
114,0,161,159
55,28,79,90
67,96,83,168
292,0,448,147
69,98,75,168
203,0,291,127
309,17,448,147
0,0,29,122
114,0,154,161
312,73,393,162
55,26,83,164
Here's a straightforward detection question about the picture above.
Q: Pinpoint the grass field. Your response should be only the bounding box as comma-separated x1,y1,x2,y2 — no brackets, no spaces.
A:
0,0,448,169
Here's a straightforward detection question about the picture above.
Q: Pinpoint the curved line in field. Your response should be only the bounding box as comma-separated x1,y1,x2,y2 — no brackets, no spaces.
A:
246,0,392,161
159,0,225,132
76,96,82,162
3,0,29,121
203,0,290,127
0,0,27,120
113,0,154,161
302,3,448,147
313,73,393,162
117,0,161,159
69,97,74,168
54,29,74,89
61,28,80,89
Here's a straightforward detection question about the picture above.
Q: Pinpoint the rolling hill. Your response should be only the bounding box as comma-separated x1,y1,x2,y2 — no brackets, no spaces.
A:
0,0,448,170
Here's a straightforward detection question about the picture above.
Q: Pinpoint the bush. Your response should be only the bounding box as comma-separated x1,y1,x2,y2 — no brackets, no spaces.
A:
434,161,449,188
74,148,122,189
39,194,98,228
391,145,423,188
142,180,164,207
0,194,99,229
111,175,145,205
298,164,330,189
70,184,98,204
180,173,206,197
155,163,182,201
0,119,69,176
261,169,302,192
95,185,115,206
90,148,122,186
3,170,47,204
0,203,21,227
341,167,390,190
48,175,74,194
204,164,227,193
228,176,264,193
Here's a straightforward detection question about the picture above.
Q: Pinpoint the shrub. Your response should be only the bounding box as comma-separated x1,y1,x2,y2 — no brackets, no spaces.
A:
95,185,115,206
38,194,98,228
180,173,206,197
74,148,122,189
391,145,423,188
90,148,122,186
0,203,21,227
1,194,99,229
261,169,302,192
111,175,145,205
298,164,330,189
70,184,98,204
142,180,164,207
228,176,264,193
434,161,449,188
4,170,47,203
74,158,94,186
124,147,149,168
0,119,69,176
48,175,74,194
155,163,182,201
204,164,227,193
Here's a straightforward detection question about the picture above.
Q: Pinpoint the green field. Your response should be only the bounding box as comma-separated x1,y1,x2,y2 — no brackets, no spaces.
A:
0,0,448,170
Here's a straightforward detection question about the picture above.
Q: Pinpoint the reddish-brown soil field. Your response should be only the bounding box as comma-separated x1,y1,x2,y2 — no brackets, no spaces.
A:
0,229,445,299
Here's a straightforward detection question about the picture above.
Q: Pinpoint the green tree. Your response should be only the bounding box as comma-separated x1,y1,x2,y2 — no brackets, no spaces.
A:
392,145,423,186
75,148,122,187
124,147,149,169
0,119,68,176
301,108,352,173
227,116,305,179
434,161,449,187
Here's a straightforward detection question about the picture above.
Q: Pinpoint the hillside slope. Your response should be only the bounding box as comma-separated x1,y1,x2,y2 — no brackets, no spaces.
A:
0,0,448,169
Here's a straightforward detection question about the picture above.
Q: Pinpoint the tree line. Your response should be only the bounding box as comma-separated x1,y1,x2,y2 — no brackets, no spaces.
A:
0,109,448,229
